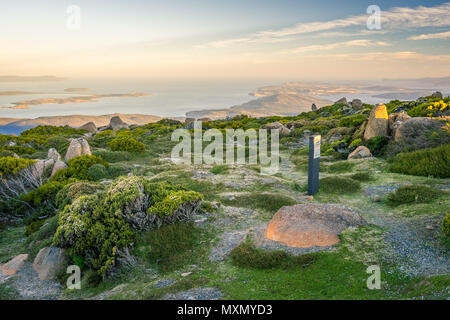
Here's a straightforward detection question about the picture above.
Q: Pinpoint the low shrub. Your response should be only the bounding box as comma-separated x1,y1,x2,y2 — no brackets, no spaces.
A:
338,114,367,127
389,144,450,178
319,176,361,194
349,172,373,182
387,185,443,205
230,241,316,269
92,149,131,163
108,137,145,153
134,222,200,272
328,161,355,173
0,157,35,176
221,193,296,212
210,165,229,175
442,214,450,238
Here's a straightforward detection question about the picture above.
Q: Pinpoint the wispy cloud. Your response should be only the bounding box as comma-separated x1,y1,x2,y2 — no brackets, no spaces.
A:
409,30,450,40
287,40,389,54
199,2,450,48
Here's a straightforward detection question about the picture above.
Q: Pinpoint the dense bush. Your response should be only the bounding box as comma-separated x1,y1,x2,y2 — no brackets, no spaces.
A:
387,185,443,205
230,241,316,269
389,144,450,178
53,176,202,276
55,181,105,210
338,114,367,128
0,157,35,176
408,99,449,117
319,176,361,193
108,137,145,153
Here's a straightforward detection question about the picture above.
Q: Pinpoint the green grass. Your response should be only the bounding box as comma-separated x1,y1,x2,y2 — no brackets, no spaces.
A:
387,185,444,206
319,176,361,194
0,226,26,263
349,172,373,182
230,240,316,269
328,161,356,173
134,222,209,273
221,193,297,212
210,165,229,175
0,280,19,300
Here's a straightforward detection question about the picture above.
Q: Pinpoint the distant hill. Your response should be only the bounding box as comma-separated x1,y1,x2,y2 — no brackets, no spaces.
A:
0,113,162,135
186,93,332,119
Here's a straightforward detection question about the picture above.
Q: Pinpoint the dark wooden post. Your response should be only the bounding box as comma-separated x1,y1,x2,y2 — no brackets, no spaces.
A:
307,135,321,196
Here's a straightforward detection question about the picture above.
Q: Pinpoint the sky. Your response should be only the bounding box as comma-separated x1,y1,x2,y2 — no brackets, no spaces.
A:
1,0,449,79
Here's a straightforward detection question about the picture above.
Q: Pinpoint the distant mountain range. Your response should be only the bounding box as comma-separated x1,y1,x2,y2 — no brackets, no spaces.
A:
0,113,162,135
186,93,331,119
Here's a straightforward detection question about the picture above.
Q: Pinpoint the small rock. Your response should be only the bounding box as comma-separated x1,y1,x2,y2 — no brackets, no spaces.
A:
51,160,68,177
431,91,443,99
425,225,434,230
181,272,192,277
0,254,28,276
79,122,97,134
335,97,348,105
348,146,372,159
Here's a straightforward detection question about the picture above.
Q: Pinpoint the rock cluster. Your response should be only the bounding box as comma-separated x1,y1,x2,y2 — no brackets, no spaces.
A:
65,138,91,161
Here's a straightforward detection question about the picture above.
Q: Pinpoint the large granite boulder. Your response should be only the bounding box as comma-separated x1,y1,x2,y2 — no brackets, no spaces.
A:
266,204,367,248
388,111,411,137
350,99,363,110
0,254,28,276
364,103,388,140
65,138,91,162
79,122,97,134
263,121,291,135
348,146,372,159
32,247,67,280
335,97,348,105
109,116,129,131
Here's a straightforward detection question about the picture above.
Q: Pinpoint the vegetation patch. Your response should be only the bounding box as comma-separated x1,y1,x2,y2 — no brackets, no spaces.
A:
221,193,296,212
387,185,444,206
134,222,203,272
349,172,373,182
319,176,361,194
389,144,450,178
230,241,316,269
210,165,229,175
327,161,355,173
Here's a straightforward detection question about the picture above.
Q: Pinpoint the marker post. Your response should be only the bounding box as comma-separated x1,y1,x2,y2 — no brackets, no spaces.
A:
307,135,321,196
